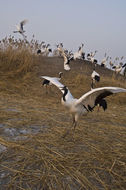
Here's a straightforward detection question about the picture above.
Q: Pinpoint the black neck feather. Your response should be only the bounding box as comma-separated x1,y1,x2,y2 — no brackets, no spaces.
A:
63,88,68,101
59,73,62,78
91,79,94,89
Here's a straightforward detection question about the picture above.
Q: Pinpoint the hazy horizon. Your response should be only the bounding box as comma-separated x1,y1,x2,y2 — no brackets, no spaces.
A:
0,0,126,61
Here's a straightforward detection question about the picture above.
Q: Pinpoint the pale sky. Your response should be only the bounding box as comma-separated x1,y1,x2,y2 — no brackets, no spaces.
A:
0,0,126,61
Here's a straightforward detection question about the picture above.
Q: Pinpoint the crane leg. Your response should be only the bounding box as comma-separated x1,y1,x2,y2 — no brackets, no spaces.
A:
45,85,48,94
72,116,77,131
97,104,100,112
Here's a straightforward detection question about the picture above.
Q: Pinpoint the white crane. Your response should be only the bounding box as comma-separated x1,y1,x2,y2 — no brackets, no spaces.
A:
101,53,109,67
41,76,126,130
62,51,73,71
112,63,126,74
91,69,100,89
87,50,98,64
41,44,52,56
53,43,64,57
109,57,114,69
13,19,28,38
73,43,85,60
37,41,45,54
58,48,73,71
91,70,107,111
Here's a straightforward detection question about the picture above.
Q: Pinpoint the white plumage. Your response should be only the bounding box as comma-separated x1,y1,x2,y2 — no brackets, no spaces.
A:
101,54,109,67
73,44,84,60
91,70,100,89
91,70,100,81
13,19,28,38
41,72,63,93
41,76,126,129
112,63,126,74
58,48,72,71
62,51,71,71
87,50,97,64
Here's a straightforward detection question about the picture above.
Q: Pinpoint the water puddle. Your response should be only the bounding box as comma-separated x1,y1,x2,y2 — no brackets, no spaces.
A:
0,144,7,153
6,108,19,112
3,125,50,141
0,124,5,128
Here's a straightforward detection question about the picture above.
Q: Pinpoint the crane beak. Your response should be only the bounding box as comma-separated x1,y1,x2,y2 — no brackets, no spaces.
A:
60,87,64,90
60,86,66,90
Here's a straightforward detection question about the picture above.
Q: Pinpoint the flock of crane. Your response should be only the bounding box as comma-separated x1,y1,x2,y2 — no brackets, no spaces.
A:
13,19,126,75
13,20,126,130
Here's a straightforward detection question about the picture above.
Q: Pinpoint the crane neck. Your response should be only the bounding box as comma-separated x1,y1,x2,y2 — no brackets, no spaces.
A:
63,88,68,101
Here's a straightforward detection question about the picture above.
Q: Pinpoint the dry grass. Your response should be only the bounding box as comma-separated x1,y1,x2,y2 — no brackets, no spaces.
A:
0,37,126,189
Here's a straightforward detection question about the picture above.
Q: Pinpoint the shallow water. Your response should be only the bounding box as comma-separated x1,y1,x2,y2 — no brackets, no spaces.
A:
6,108,19,112
0,124,50,141
0,144,7,153
0,124,5,128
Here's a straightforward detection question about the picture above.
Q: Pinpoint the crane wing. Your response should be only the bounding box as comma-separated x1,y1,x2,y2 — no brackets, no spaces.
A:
64,63,70,71
41,76,63,88
20,19,28,30
16,24,20,31
76,87,126,111
122,63,126,68
61,51,71,71
41,76,73,99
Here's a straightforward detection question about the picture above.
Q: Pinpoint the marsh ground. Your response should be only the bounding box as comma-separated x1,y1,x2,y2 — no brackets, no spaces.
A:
0,55,126,189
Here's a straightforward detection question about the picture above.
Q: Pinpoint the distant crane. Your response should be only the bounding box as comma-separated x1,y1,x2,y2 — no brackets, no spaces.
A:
91,70,107,111
112,63,126,74
13,19,28,38
91,69,100,89
73,43,85,60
